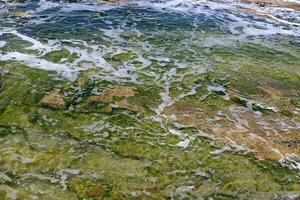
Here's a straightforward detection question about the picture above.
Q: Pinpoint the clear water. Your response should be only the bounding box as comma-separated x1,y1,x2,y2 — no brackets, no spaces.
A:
0,0,300,199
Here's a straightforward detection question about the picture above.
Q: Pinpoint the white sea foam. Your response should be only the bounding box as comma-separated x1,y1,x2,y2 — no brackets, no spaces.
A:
37,0,60,12
0,41,6,48
0,29,115,80
131,0,300,36
61,2,116,12
30,0,299,37
176,138,191,148
37,0,116,13
0,29,59,54
280,154,300,171
0,52,76,79
283,0,300,3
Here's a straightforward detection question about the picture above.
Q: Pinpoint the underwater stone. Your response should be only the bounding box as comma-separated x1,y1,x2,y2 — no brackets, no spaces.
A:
9,10,33,18
89,86,135,103
112,52,134,62
40,90,65,109
113,99,144,113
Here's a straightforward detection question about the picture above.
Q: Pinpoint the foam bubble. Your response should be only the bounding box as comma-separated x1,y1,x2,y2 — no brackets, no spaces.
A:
36,0,116,13
131,0,300,36
283,0,300,3
0,41,6,48
280,154,300,171
0,51,78,80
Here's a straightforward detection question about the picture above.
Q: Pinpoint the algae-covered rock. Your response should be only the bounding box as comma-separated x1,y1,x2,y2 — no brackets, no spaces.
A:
112,52,134,62
0,2,300,199
89,86,135,103
103,0,123,3
113,99,144,113
43,49,77,64
87,86,145,113
9,10,34,18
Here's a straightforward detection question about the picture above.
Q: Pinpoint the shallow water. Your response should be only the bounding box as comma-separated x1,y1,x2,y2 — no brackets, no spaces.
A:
0,0,300,199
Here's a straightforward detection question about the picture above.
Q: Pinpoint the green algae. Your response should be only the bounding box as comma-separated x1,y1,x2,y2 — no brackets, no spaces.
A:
0,34,38,55
0,5,300,200
127,85,162,113
0,50,299,200
0,63,61,127
111,52,135,62
42,49,78,64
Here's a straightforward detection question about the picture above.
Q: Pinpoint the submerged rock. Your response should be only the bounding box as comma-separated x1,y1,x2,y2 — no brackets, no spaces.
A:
103,0,127,4
241,0,300,10
113,99,144,113
89,86,135,103
40,90,65,109
111,52,134,62
0,0,300,198
9,10,33,18
164,101,300,162
88,86,144,113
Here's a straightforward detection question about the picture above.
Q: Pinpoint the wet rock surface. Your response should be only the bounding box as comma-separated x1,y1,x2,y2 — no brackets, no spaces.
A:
0,0,300,199
89,86,135,103
240,0,300,10
40,90,66,109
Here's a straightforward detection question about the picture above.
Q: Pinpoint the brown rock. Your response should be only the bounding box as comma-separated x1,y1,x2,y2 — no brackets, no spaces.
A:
86,186,104,197
89,86,144,113
164,102,300,162
41,91,65,109
240,0,300,10
103,0,127,3
101,105,113,113
164,104,205,127
89,86,135,103
10,10,34,18
114,99,144,113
